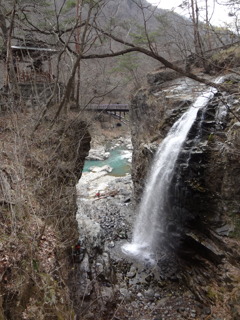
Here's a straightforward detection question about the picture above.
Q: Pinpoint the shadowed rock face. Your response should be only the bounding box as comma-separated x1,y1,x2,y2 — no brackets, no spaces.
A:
0,109,91,319
168,100,223,231
130,72,240,268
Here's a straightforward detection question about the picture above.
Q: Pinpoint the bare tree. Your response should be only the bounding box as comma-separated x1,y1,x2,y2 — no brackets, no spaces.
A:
217,0,240,33
0,0,238,119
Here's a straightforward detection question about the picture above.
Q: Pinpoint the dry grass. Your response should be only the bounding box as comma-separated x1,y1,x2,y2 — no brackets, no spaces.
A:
0,106,91,319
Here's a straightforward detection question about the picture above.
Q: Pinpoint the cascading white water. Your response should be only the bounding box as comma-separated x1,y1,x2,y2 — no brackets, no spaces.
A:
122,80,223,263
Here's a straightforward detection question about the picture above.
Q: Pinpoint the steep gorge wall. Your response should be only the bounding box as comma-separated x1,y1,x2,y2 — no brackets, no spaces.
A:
130,69,240,311
130,70,193,202
0,108,91,319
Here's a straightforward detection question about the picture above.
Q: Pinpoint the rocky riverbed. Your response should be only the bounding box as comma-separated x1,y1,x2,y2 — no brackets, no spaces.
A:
72,167,217,320
68,134,232,320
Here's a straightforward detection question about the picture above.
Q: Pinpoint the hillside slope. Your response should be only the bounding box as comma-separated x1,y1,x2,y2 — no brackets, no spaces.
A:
0,107,91,319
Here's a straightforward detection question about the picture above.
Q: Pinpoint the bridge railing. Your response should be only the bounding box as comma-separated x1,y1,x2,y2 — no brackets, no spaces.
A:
86,104,129,112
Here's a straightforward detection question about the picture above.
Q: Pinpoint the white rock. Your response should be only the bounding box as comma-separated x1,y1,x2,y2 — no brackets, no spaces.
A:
108,241,115,248
90,165,112,173
86,147,110,161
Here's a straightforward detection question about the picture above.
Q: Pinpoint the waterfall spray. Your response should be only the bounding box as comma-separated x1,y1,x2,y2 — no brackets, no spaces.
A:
122,79,223,263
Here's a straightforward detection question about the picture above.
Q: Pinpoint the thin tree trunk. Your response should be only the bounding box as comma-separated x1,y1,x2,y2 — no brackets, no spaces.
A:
5,0,20,102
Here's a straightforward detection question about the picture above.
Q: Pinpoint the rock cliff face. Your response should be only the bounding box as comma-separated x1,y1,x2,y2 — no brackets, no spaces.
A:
131,74,197,202
0,108,91,319
130,69,240,311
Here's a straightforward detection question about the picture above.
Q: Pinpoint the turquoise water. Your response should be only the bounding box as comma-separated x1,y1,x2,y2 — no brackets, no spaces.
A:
83,148,131,177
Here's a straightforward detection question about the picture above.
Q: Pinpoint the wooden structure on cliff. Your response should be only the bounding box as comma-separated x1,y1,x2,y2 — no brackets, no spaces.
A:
10,45,58,84
0,45,61,106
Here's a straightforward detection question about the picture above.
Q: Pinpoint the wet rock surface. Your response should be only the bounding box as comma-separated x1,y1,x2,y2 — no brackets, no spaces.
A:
70,167,213,320
129,73,240,319
69,145,236,319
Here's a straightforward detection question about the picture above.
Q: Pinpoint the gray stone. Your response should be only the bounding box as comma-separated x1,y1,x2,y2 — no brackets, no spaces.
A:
144,288,155,300
147,69,180,85
108,241,115,248
232,121,240,128
215,224,233,236
156,297,168,307
120,288,131,300
127,266,137,278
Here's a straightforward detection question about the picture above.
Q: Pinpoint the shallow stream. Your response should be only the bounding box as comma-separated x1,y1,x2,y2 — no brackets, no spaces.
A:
83,147,131,177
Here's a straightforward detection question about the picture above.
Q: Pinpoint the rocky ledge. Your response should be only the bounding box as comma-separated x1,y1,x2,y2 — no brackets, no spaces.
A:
69,163,231,320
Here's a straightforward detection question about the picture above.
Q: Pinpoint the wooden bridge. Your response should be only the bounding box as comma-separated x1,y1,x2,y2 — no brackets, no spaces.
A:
86,104,129,122
86,104,129,112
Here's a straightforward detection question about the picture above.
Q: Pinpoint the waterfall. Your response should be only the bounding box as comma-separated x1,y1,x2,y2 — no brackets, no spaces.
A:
122,79,223,263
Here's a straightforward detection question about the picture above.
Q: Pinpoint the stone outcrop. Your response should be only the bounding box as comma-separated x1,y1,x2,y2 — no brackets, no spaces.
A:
130,74,202,202
71,169,134,319
130,69,240,315
131,71,240,239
